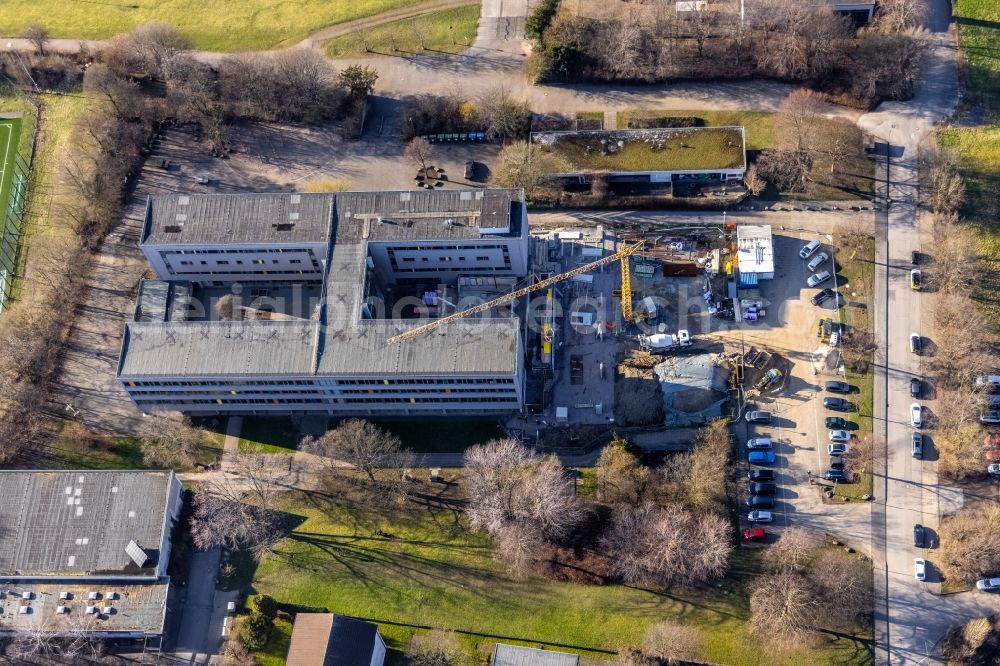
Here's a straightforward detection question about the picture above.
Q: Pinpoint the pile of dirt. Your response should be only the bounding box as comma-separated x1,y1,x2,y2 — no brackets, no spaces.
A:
615,348,666,426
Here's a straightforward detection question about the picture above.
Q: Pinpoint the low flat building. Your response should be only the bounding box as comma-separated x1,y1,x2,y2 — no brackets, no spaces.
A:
286,614,386,666
0,471,182,639
493,644,580,666
735,224,774,283
531,127,746,195
118,189,530,417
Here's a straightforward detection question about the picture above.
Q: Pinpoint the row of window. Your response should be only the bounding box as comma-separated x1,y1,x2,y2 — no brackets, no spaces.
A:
126,377,515,388
386,243,507,251
130,387,517,397
176,259,309,266
399,255,495,263
164,248,321,255
137,396,520,406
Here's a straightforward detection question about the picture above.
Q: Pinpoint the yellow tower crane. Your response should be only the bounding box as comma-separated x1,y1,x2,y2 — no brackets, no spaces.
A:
385,241,644,345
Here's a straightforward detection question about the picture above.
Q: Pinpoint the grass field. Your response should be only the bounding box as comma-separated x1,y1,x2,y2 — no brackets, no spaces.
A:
247,487,872,666
617,110,775,151
0,0,427,52
324,5,480,58
954,0,1000,120
0,117,23,226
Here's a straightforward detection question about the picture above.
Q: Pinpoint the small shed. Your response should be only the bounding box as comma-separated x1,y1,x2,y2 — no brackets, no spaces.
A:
286,614,386,666
492,644,580,666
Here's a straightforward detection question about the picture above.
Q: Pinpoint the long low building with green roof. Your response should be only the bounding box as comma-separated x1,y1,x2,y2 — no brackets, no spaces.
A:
530,126,747,191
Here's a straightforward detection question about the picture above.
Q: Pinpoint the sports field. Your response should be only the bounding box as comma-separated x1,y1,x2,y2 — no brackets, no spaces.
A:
0,117,23,227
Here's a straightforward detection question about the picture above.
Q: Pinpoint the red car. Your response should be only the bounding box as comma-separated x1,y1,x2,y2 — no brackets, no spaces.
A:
743,527,766,542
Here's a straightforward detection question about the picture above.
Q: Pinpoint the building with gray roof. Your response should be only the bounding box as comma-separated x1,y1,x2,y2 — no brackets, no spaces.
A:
493,644,580,666
120,189,529,416
0,471,182,638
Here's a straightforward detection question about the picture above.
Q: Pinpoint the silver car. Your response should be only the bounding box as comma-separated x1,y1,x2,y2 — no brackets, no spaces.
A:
807,270,832,287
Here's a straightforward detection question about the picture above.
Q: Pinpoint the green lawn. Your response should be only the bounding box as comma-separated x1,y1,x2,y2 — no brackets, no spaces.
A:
325,5,480,58
0,0,428,51
247,489,871,666
49,421,225,470
954,0,1000,120
258,617,294,666
0,117,23,224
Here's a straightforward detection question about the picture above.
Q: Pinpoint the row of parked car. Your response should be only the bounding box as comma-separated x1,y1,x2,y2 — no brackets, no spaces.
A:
800,240,841,308
741,410,781,531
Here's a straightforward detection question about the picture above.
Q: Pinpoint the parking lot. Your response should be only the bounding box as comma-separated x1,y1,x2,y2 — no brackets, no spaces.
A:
718,232,873,551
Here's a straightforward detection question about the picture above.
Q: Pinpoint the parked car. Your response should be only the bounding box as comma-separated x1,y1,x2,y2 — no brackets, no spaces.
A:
824,469,848,481
743,526,766,542
914,524,925,548
811,288,836,306
914,558,927,582
746,495,775,508
911,250,920,265
910,377,922,398
824,397,852,411
799,240,822,259
828,443,850,457
748,510,774,523
749,482,777,496
987,463,1000,475
976,577,1000,591
826,416,850,429
981,410,1000,424
748,469,774,481
747,437,773,450
829,454,845,469
828,430,851,443
807,252,829,272
464,160,477,180
829,331,840,348
974,375,1000,392
910,333,922,354
826,380,852,394
912,432,923,459
911,402,923,428
910,269,923,290
807,270,832,287
749,451,777,465
746,410,772,423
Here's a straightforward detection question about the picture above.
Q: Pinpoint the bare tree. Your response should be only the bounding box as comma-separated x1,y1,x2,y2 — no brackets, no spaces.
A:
931,295,991,386
643,620,703,662
749,571,822,644
22,22,49,55
755,149,811,192
602,503,731,587
844,433,883,479
104,21,191,79
491,141,567,199
596,436,650,505
475,87,531,142
768,527,822,574
189,451,285,559
302,419,414,485
939,506,1000,584
407,629,467,666
136,411,204,468
463,439,583,571
82,63,144,120
405,136,436,174
920,147,966,216
744,163,766,196
809,549,873,627
874,0,927,34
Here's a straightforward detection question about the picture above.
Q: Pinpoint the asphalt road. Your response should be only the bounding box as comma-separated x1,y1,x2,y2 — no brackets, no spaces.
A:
858,1,1000,662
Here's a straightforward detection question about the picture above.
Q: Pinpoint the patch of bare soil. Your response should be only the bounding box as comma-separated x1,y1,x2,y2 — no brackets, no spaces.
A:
615,349,665,426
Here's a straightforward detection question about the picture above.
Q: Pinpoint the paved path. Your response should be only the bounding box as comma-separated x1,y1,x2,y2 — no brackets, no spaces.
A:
173,547,222,664
857,1,1000,662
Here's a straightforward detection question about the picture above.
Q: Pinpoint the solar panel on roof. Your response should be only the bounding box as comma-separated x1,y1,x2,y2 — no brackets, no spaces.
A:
125,540,149,568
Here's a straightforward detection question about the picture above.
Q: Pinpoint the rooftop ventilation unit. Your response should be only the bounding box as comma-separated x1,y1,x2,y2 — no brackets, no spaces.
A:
105,592,118,601
273,222,295,231
102,606,114,615
125,540,149,568
88,591,100,600
85,606,97,614
21,591,31,600
163,224,184,233
18,606,30,614
56,606,69,614
59,591,71,600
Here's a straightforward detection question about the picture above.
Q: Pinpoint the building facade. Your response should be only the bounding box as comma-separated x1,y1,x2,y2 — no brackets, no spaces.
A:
119,189,530,417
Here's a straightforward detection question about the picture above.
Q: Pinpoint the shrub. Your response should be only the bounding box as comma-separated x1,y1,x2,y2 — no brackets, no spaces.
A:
246,594,278,619
238,611,272,650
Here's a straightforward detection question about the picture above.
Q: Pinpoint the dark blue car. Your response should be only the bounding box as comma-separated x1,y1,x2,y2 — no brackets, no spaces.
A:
748,451,776,465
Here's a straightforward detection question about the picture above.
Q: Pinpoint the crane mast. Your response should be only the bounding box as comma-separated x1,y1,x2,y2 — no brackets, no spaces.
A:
385,241,644,345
